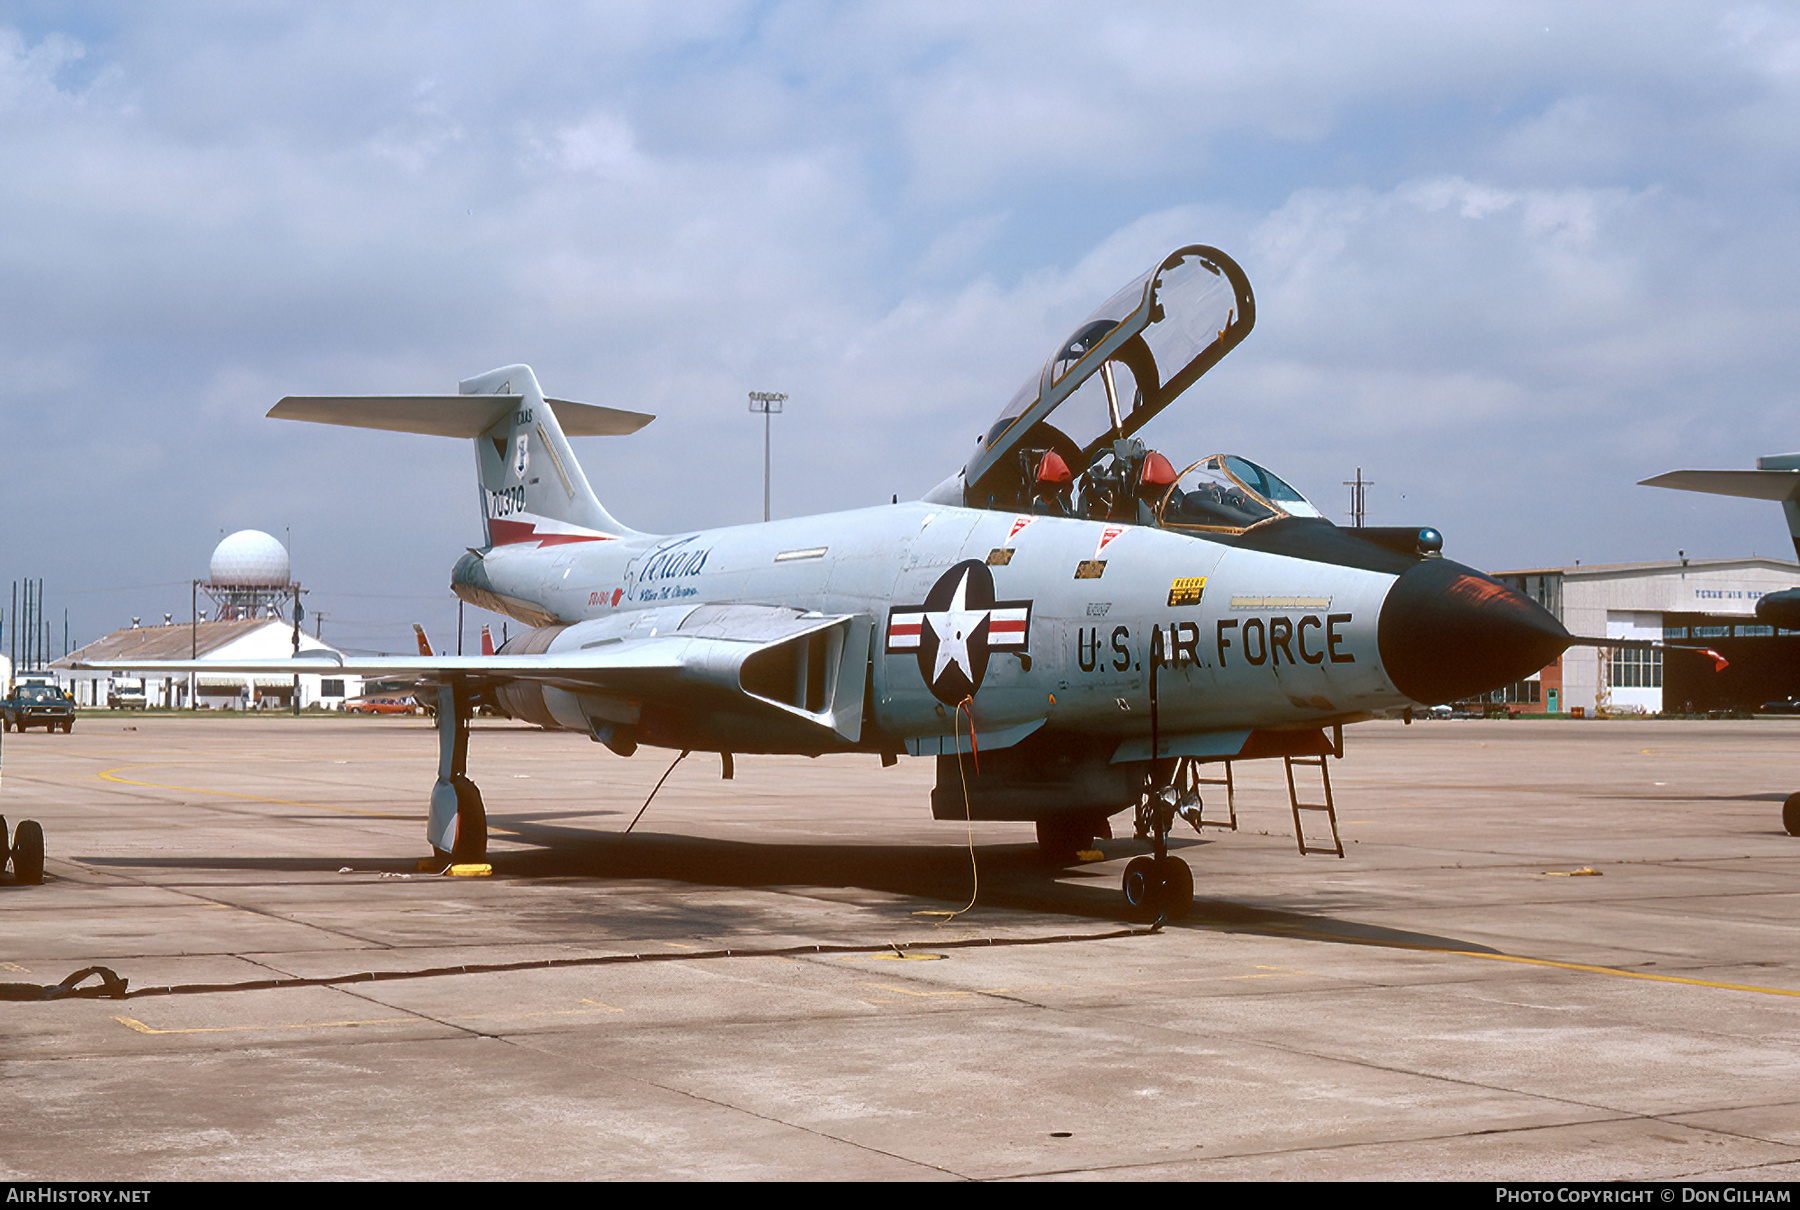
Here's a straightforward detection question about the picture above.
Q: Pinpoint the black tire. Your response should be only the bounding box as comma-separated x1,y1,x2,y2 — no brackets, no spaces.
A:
1035,818,1091,866
0,816,9,863
1158,856,1193,921
61,720,72,734
1784,793,1800,838
1122,855,1160,921
450,776,487,863
12,819,44,885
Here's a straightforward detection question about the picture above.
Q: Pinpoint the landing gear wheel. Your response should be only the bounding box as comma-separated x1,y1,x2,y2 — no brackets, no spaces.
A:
1784,792,1800,838
432,776,488,865
61,720,72,734
12,820,45,885
1036,819,1093,866
1122,855,1160,921
1121,854,1193,922
1158,855,1193,921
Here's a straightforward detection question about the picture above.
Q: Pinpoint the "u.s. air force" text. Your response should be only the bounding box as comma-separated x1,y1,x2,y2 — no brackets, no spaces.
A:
1217,613,1354,666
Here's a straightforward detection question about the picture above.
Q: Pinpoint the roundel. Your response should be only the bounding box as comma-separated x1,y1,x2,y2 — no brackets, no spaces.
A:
884,559,1033,706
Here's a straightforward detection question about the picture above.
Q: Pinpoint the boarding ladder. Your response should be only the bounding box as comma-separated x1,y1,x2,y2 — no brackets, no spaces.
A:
1174,756,1238,832
1284,753,1344,858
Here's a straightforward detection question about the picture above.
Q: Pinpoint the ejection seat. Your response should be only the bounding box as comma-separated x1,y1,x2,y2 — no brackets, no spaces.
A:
1031,450,1076,516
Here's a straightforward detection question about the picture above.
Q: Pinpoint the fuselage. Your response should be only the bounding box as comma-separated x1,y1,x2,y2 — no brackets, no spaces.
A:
451,502,1468,756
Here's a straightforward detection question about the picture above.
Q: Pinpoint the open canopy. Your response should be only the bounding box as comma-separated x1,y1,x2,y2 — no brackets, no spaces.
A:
960,244,1255,511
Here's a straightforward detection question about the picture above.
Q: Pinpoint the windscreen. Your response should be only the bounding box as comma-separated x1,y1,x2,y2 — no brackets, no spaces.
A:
1156,454,1321,532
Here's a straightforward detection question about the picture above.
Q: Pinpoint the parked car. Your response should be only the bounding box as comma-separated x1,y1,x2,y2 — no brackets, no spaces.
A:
1760,697,1800,714
107,678,148,709
2,684,75,733
346,697,417,715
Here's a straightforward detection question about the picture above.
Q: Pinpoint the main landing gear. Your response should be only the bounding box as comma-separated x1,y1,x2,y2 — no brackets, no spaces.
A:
1035,816,1110,866
2,816,45,886
1125,779,1193,923
426,683,487,866
1784,793,1800,838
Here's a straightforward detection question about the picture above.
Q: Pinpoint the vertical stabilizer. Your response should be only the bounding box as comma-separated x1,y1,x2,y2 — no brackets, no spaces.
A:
462,365,640,546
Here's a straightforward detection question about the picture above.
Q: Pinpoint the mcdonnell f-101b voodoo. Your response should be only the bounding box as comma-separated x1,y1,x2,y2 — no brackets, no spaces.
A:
96,244,1574,917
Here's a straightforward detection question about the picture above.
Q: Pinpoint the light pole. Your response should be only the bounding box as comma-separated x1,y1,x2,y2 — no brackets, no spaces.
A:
748,391,787,522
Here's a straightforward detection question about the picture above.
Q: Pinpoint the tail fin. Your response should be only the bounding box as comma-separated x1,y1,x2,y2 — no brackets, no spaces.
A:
461,365,642,547
413,624,434,656
268,363,651,549
480,625,495,657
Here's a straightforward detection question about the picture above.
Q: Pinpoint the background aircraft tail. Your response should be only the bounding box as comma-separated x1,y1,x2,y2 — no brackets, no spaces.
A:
1642,451,1800,628
270,363,653,548
1641,451,1800,561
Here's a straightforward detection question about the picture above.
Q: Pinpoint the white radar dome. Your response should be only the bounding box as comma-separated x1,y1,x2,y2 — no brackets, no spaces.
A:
210,530,290,587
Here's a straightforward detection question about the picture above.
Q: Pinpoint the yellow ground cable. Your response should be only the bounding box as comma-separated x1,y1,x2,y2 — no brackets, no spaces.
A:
913,695,980,921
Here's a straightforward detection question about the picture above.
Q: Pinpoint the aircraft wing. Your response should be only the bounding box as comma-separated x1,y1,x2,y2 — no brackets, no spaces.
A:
81,605,874,742
1639,469,1800,502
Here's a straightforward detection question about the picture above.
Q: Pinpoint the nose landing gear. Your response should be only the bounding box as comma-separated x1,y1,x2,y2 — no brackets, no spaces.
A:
1126,782,1192,923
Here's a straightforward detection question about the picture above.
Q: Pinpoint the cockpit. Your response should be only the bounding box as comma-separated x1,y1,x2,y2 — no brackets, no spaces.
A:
1156,454,1322,531
951,243,1322,535
1018,435,1320,532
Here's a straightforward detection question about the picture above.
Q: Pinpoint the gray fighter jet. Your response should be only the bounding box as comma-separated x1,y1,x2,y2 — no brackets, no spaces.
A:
97,244,1573,916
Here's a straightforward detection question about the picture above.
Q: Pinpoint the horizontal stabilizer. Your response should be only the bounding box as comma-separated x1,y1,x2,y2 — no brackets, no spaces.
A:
1639,469,1800,502
269,395,654,438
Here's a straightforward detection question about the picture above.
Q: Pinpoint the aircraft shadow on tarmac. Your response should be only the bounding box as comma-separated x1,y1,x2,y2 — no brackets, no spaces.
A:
74,819,1498,956
504,817,1502,954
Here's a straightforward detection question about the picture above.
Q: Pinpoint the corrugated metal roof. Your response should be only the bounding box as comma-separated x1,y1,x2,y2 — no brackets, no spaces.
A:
53,620,273,666
1495,556,1800,578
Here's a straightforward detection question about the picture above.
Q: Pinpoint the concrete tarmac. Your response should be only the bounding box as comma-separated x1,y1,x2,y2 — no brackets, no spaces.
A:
2,714,1798,1181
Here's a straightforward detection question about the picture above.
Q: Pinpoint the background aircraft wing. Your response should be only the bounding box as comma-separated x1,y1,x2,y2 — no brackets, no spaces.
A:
1639,468,1800,501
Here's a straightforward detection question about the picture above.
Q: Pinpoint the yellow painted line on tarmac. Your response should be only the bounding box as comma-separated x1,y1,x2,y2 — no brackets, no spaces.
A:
114,1005,626,1035
96,761,409,819
115,1014,415,1034
1437,949,1800,998
862,982,975,999
1263,924,1800,998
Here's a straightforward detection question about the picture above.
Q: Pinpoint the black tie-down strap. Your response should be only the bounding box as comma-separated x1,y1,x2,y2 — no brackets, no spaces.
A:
0,966,129,1001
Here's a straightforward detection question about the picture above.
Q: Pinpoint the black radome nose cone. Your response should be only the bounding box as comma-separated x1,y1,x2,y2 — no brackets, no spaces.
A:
1377,559,1571,705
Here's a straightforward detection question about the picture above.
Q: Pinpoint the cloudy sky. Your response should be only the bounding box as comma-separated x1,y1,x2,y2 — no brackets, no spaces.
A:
5,2,1800,656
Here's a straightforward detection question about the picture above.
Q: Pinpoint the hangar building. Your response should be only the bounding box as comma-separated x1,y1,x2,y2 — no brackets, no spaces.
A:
1492,556,1800,716
49,529,362,710
54,618,360,710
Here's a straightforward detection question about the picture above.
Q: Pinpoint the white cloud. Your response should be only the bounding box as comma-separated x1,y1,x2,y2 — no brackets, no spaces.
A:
6,5,1800,645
